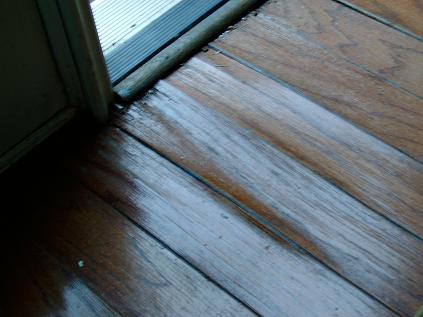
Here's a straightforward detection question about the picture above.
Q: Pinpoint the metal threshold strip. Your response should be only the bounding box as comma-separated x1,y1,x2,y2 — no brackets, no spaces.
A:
91,0,228,84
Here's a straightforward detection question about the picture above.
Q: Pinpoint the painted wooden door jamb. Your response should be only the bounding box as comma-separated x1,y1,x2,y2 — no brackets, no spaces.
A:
38,0,113,122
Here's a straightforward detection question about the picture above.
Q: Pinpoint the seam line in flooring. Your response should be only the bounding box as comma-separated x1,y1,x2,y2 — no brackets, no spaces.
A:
332,0,423,42
114,124,401,316
208,44,423,169
80,180,262,317
247,9,423,101
204,44,423,243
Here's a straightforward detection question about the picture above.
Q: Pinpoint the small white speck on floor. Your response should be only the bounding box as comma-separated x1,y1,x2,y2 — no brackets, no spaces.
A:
78,260,85,268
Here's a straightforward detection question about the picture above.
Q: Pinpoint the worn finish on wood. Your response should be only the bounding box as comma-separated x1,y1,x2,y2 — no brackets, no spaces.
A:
166,51,423,241
32,180,253,317
259,0,423,97
342,0,423,37
70,127,396,317
2,1,423,315
212,12,423,162
1,245,120,317
114,77,423,316
114,0,261,100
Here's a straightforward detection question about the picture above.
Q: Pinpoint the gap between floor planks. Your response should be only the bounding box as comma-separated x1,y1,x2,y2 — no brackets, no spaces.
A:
336,0,423,39
112,46,423,315
3,1,423,316
169,50,423,240
213,1,423,163
62,125,398,317
253,0,423,99
1,165,257,317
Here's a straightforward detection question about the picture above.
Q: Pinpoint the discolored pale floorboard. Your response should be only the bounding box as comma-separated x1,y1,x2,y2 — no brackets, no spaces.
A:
67,127,396,317
341,0,423,37
1,161,254,317
163,51,423,242
212,8,423,163
33,182,255,317
114,73,423,315
2,0,423,316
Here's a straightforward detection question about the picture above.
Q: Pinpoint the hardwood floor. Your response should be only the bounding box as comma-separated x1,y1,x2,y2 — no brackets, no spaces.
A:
1,0,422,316
2,244,121,317
72,128,398,316
341,0,423,38
114,67,423,315
213,6,423,163
1,145,254,317
256,0,423,97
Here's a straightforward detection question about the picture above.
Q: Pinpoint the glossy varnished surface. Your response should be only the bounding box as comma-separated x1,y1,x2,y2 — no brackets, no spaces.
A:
1,245,120,317
115,75,423,315
69,127,396,317
1,165,253,317
2,0,423,316
165,51,423,241
213,7,423,162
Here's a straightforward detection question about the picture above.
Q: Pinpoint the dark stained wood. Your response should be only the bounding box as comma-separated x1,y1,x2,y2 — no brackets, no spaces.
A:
68,127,397,317
113,78,423,316
29,178,254,317
1,245,120,317
166,51,423,241
259,0,423,97
2,1,422,316
342,0,423,37
212,12,423,162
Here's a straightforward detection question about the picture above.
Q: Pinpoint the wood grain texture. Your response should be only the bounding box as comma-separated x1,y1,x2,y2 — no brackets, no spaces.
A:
69,127,397,317
167,51,423,241
113,77,423,316
31,179,253,317
259,0,423,97
1,245,120,317
342,0,423,37
212,11,423,162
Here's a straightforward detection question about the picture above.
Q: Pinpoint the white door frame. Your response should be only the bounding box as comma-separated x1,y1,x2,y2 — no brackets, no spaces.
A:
37,0,113,122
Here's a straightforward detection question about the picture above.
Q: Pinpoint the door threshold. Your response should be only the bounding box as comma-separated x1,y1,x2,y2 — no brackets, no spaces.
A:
112,0,260,101
91,0,230,84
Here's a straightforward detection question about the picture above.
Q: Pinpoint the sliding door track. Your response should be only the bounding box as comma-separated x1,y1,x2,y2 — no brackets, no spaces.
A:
92,0,228,84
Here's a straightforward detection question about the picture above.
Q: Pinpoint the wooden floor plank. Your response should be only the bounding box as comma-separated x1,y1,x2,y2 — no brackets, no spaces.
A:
113,76,423,316
340,0,423,37
2,2,422,315
258,0,423,98
1,245,121,317
166,51,423,241
212,11,423,163
25,177,254,317
67,127,397,317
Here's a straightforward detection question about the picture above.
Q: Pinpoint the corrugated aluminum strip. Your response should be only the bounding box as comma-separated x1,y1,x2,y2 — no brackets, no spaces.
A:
91,0,226,83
